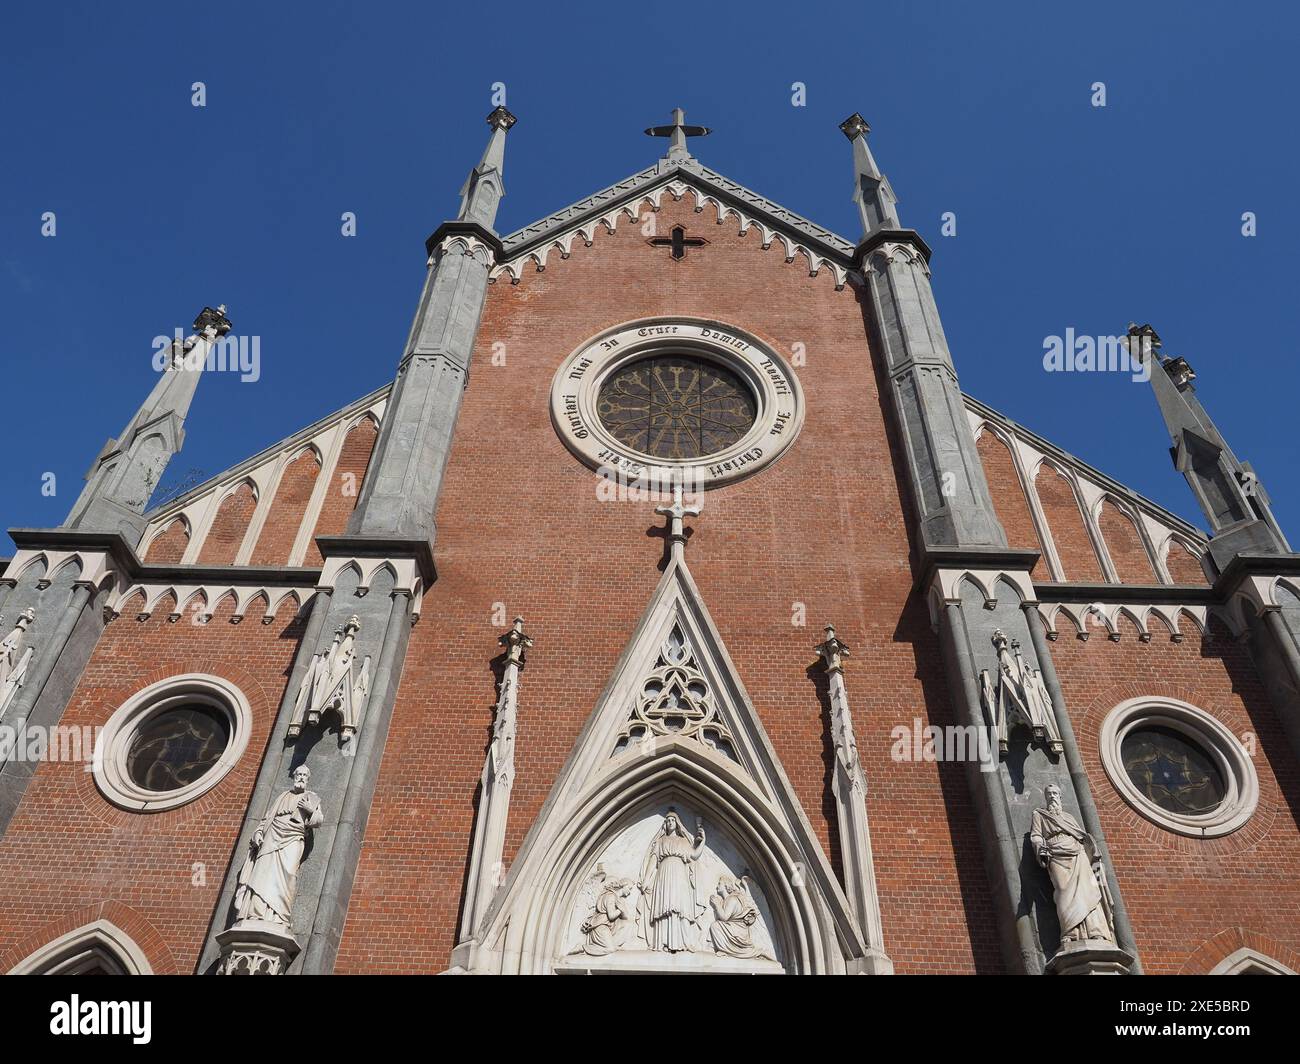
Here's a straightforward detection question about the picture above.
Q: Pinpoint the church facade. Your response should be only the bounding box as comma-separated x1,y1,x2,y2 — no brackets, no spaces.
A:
0,107,1298,975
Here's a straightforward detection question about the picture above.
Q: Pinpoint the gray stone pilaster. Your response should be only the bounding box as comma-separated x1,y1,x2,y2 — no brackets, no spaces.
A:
1023,606,1143,972
936,597,1041,973
198,561,415,974
0,531,133,836
927,557,1138,973
0,306,230,837
201,110,516,974
1212,555,1300,767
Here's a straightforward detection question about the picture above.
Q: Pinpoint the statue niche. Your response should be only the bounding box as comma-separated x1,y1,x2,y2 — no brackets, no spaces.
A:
563,805,781,972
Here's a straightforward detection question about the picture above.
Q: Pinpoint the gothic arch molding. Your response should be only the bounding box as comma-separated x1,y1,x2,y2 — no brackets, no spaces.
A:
8,918,153,975
461,738,866,974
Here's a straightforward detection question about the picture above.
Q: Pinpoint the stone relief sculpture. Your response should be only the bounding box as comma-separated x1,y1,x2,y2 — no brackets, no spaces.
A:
566,808,781,969
233,765,324,929
639,811,707,952
708,874,776,960
1030,784,1116,946
980,629,1063,755
573,870,640,956
288,615,371,743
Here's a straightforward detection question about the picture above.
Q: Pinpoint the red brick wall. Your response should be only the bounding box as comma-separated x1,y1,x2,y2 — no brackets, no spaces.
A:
307,419,377,565
1036,464,1103,582
1098,499,1156,584
0,592,306,974
335,192,1001,974
1166,539,1209,585
143,518,189,564
977,429,1044,576
197,482,257,565
1051,615,1300,973
251,448,320,565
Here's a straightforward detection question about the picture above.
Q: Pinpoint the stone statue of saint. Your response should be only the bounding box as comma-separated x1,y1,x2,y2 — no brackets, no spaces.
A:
1030,783,1115,945
708,874,775,960
639,811,705,952
233,765,324,929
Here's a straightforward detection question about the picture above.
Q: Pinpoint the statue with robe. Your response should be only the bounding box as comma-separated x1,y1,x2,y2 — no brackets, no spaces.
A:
639,811,705,952
233,765,324,929
574,876,639,956
708,874,775,960
1030,784,1115,945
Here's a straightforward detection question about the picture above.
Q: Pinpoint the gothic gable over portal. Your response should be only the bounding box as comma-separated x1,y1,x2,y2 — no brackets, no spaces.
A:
452,550,885,975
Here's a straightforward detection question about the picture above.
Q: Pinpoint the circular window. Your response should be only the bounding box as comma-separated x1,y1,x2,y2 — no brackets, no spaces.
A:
596,355,758,461
1120,725,1226,816
551,318,804,489
125,703,232,793
94,675,252,812
1100,697,1257,837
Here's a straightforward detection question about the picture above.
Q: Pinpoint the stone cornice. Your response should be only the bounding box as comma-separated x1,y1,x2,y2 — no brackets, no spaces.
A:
1213,551,1300,597
8,527,139,574
314,533,436,588
853,227,933,269
917,545,1042,590
1033,581,1216,606
424,220,504,261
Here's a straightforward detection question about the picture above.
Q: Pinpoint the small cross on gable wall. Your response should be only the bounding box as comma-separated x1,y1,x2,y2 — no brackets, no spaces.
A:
647,224,709,261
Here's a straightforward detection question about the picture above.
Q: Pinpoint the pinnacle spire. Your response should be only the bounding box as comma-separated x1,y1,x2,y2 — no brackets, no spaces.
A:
458,106,516,230
840,112,900,234
1127,323,1288,566
64,304,232,544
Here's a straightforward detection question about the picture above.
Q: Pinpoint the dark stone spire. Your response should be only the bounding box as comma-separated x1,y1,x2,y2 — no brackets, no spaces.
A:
1130,323,1288,569
64,304,232,546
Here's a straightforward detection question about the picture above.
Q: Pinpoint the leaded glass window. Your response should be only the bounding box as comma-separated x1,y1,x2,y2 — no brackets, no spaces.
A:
1121,724,1226,815
126,704,231,793
597,356,757,461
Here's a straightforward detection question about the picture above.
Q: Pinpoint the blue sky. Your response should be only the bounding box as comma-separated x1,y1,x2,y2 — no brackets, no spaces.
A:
2,1,1296,553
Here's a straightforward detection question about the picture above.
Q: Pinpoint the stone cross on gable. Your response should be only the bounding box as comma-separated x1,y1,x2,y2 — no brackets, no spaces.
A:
656,480,701,562
645,108,711,160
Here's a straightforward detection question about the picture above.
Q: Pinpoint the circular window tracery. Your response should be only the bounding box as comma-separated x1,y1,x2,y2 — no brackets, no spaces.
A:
1120,724,1226,816
551,318,803,489
1100,697,1257,837
596,355,757,461
94,674,252,812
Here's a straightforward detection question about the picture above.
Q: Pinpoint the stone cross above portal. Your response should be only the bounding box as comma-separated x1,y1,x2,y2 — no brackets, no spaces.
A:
645,108,711,160
656,481,701,562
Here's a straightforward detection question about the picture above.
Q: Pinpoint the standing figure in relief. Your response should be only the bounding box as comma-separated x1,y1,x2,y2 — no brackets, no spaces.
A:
639,811,705,952
233,764,324,929
1029,783,1116,945
708,874,775,960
